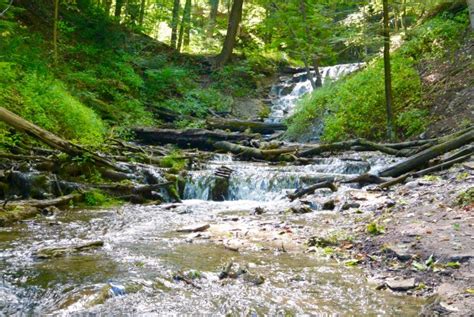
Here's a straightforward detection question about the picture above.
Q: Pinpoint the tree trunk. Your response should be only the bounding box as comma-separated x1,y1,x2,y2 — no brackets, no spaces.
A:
114,0,124,17
382,0,394,140
177,0,191,51
215,0,244,67
207,0,219,38
303,57,316,89
183,0,192,47
214,141,297,161
170,0,180,48
469,0,474,30
104,0,112,15
0,107,125,172
133,127,257,150
312,56,323,88
138,0,146,26
53,0,60,64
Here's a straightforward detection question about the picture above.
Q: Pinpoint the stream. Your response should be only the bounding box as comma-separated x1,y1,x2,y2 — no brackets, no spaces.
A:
0,65,426,315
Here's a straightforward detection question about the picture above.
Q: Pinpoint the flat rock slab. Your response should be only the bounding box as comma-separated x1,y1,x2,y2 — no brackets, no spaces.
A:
386,277,416,291
177,223,210,233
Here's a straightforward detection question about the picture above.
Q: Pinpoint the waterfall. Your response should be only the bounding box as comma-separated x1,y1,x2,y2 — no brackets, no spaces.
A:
266,63,364,124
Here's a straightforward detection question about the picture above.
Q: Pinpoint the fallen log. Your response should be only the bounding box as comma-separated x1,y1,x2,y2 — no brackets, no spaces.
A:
0,107,125,172
379,152,473,189
206,118,286,134
214,141,297,161
379,129,474,177
288,181,337,201
343,173,389,185
4,192,84,209
133,127,257,151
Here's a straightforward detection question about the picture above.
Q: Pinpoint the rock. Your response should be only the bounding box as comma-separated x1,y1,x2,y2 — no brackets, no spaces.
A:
35,240,104,259
177,223,210,233
290,206,312,214
243,273,265,285
447,253,474,263
307,236,336,248
385,277,416,291
253,207,265,215
342,202,361,210
322,200,336,210
384,244,413,261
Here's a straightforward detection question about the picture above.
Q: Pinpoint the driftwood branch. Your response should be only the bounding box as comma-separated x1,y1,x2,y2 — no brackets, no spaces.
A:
288,181,337,201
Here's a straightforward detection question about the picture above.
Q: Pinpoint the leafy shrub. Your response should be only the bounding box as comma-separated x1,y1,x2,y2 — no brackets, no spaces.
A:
84,190,119,207
161,88,232,118
211,62,259,97
144,66,195,100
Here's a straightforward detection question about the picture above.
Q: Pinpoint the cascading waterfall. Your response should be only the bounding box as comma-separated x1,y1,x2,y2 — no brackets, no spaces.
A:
182,155,371,201
266,63,364,124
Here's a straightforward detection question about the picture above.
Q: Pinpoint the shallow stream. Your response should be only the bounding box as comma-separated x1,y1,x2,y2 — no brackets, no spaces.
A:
0,153,425,315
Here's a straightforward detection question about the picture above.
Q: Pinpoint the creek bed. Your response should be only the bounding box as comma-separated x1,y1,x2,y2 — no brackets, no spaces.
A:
0,154,425,315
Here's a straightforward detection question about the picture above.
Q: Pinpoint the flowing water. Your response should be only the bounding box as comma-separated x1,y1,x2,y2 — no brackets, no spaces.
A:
267,63,363,124
0,64,426,315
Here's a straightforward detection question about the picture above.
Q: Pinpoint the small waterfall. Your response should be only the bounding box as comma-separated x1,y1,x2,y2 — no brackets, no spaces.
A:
182,156,370,201
267,63,364,124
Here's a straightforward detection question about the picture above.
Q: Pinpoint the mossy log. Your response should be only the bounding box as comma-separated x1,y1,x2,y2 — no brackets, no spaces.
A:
379,130,474,177
206,118,286,134
214,141,297,161
0,107,125,172
133,127,257,150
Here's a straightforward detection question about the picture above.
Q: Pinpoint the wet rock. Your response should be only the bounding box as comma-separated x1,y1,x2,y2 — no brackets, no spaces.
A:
289,206,312,214
177,223,210,233
252,207,265,215
322,200,335,210
243,273,265,285
307,236,336,248
385,277,416,291
342,202,361,210
35,240,104,259
40,206,59,217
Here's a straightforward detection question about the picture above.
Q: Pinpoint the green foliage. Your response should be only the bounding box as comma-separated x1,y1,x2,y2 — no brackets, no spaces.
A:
287,9,468,141
456,188,474,207
0,63,106,146
83,190,120,207
367,222,384,235
159,151,187,172
401,9,469,60
211,62,259,97
144,66,195,100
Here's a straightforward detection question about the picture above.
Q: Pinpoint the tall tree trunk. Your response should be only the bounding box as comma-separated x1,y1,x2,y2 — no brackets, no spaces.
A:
469,0,474,30
104,0,112,15
207,0,219,38
312,56,323,88
183,0,192,48
215,0,244,68
177,0,191,51
53,0,60,65
382,0,394,140
401,0,407,31
114,0,124,17
138,0,146,26
170,0,180,49
303,57,316,89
